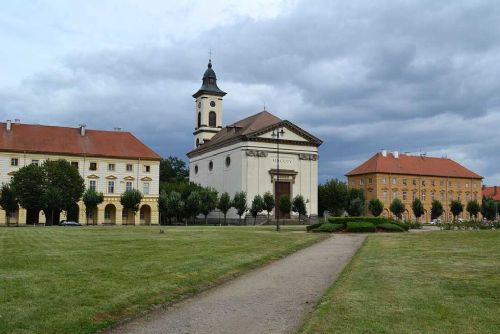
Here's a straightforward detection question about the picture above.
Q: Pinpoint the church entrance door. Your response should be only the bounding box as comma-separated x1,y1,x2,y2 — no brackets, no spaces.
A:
274,181,291,219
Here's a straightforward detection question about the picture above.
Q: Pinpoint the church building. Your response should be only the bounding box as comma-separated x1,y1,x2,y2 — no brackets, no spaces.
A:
187,60,322,219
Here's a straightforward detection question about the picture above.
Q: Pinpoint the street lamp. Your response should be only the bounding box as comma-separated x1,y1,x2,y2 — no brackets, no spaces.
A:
271,125,285,231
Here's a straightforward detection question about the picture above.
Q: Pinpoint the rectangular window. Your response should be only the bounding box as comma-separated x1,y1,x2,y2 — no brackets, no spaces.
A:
31,159,39,166
89,180,96,191
11,158,19,166
368,178,372,184
402,179,407,185
431,192,435,200
383,191,387,200
392,178,397,185
393,191,397,199
465,183,469,188
449,181,452,187
413,191,417,201
108,163,115,171
382,178,387,185
402,191,407,200
360,179,364,185
126,181,132,191
71,161,79,169
126,164,133,172
422,191,426,201
143,182,150,195
144,165,151,173
108,181,115,194
89,162,97,171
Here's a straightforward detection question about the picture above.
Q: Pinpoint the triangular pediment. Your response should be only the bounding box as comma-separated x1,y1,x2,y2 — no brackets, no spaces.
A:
249,121,322,145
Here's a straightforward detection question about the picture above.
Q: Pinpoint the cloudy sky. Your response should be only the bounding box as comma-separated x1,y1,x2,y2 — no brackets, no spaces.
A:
1,0,499,184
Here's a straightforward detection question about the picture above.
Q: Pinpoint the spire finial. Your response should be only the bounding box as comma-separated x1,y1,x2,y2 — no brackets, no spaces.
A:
208,49,212,68
263,102,266,111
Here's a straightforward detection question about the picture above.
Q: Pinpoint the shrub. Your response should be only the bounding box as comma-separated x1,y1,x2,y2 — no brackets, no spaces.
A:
327,216,394,226
408,221,422,229
393,221,410,231
306,222,323,232
377,223,405,232
313,223,344,233
346,222,376,233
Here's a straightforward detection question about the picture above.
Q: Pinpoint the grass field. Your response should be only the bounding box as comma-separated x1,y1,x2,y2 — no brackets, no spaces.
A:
0,225,323,334
300,231,500,334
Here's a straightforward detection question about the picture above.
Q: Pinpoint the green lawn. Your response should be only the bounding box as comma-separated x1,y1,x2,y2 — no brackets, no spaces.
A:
300,231,500,334
0,225,323,334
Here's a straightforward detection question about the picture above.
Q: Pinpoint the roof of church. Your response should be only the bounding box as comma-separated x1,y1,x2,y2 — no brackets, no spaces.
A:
192,60,226,98
0,122,161,160
346,152,482,179
187,110,322,157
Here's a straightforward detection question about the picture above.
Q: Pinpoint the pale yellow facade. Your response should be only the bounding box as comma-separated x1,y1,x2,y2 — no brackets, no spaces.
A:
347,173,482,221
0,151,159,226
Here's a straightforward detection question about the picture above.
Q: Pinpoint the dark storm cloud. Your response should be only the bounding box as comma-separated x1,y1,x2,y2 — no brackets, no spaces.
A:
1,0,500,184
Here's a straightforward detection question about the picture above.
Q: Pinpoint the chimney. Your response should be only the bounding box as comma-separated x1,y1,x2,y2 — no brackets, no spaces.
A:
113,127,122,132
79,124,86,136
381,149,387,157
6,120,12,131
14,119,20,124
394,151,399,158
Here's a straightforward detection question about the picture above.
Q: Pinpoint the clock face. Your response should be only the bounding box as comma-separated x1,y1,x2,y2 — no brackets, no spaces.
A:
198,102,201,109
210,101,216,107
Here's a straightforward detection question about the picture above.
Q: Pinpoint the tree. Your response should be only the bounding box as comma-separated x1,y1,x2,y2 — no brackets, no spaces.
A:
0,184,18,225
232,191,248,224
466,200,480,220
120,189,143,223
83,189,104,225
368,198,384,217
278,195,292,219
262,191,275,223
185,191,201,224
390,198,405,220
160,156,189,183
250,195,264,225
481,198,496,220
42,186,64,226
450,200,464,221
217,192,232,225
199,187,218,224
158,191,168,225
292,195,307,221
10,164,47,224
431,200,444,220
166,191,184,224
346,188,365,216
319,179,349,217
411,198,424,222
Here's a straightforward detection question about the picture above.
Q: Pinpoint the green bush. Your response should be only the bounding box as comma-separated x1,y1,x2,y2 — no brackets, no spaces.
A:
346,222,376,233
408,221,422,229
327,216,394,226
306,222,323,232
313,223,344,233
377,223,405,232
393,221,410,231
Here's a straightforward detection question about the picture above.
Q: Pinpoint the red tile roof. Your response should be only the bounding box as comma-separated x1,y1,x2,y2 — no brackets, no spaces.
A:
482,186,500,201
346,152,483,179
0,122,161,160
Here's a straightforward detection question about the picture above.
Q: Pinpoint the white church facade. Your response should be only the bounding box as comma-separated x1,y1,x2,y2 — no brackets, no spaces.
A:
187,60,322,219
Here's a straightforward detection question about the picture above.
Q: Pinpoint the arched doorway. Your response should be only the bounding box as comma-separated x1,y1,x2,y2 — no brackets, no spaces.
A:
383,208,390,218
140,205,151,225
87,207,98,225
104,204,116,225
403,209,410,221
122,208,135,225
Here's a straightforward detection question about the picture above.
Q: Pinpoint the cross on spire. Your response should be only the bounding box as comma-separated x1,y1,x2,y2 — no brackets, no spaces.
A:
208,49,212,63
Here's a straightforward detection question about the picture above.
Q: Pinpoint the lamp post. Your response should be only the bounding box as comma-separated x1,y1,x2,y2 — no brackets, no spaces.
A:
271,125,285,231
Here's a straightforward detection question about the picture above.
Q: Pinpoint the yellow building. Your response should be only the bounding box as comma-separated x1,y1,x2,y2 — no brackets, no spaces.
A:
346,151,483,221
0,120,160,226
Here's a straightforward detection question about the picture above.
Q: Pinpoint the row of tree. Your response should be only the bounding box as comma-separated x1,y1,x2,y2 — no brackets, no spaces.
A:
318,179,365,217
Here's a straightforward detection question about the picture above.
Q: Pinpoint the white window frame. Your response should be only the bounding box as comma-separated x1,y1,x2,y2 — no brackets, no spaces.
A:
108,181,115,194
126,181,133,192
143,182,150,195
89,180,97,191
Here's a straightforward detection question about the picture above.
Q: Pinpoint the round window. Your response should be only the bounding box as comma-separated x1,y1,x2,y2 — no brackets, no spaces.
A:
194,165,198,174
208,161,213,171
225,156,231,167
210,101,216,107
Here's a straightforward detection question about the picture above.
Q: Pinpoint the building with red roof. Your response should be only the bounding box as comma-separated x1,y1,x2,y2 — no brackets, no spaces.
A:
482,186,500,201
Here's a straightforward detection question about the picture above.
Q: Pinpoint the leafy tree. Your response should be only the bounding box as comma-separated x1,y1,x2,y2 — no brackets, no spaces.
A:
250,194,264,225
481,197,496,220
158,191,168,225
389,198,405,220
368,198,384,217
42,186,64,225
185,191,201,224
319,179,349,217
232,191,248,224
160,156,189,183
0,184,18,225
278,195,292,219
120,189,143,214
166,191,184,224
199,187,218,224
217,192,232,225
411,198,425,222
431,200,444,220
292,195,307,221
466,200,480,220
262,191,275,223
83,189,104,225
346,188,365,216
450,200,464,221
10,164,47,224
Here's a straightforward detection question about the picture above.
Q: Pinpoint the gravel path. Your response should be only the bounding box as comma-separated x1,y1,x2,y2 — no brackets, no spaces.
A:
105,234,366,334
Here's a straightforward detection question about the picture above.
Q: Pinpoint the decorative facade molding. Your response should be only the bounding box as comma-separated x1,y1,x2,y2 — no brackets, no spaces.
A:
298,153,318,161
141,176,153,181
106,175,117,180
87,174,99,179
245,150,268,157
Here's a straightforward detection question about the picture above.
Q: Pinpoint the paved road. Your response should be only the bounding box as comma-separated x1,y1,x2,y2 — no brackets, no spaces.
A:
105,234,366,334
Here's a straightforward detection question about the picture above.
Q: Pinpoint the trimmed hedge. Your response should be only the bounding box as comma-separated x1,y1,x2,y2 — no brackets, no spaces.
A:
327,217,394,226
393,222,410,231
377,223,405,232
306,223,323,232
313,223,344,233
346,222,376,233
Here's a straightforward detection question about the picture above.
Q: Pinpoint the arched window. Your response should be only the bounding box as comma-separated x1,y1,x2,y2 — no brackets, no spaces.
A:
209,111,216,127
197,112,201,128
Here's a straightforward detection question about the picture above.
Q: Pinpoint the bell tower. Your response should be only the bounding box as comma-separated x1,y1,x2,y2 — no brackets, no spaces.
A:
192,59,227,148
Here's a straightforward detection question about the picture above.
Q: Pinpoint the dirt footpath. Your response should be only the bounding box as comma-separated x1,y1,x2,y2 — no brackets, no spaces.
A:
106,234,366,334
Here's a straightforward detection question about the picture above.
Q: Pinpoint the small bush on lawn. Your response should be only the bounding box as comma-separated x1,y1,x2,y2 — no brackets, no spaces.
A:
306,223,323,232
313,223,344,233
327,217,394,226
408,221,422,229
393,221,410,231
377,223,405,232
346,222,376,233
